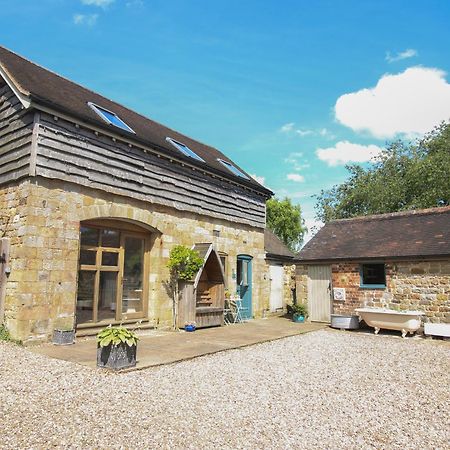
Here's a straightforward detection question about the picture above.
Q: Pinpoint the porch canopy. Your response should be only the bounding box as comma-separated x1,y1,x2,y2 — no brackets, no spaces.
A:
178,243,226,328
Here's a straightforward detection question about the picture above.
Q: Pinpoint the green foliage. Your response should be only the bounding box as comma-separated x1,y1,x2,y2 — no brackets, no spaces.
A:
0,323,12,341
289,303,308,318
0,323,21,345
315,122,450,222
266,197,307,252
167,245,204,281
97,325,139,348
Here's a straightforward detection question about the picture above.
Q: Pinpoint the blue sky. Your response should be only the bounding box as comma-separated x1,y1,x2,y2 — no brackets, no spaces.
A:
1,0,450,242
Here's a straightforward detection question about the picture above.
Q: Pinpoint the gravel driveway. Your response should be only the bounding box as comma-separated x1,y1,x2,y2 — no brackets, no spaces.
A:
1,329,449,449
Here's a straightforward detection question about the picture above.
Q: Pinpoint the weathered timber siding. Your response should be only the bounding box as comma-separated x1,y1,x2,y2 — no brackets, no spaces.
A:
34,113,266,228
0,83,33,184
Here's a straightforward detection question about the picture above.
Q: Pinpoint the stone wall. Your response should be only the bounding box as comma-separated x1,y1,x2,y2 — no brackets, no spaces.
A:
2,177,267,343
296,260,450,323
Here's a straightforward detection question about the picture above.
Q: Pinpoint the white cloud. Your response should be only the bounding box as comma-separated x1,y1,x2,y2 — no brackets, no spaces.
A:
250,173,266,186
280,123,335,139
296,129,313,137
280,122,294,133
316,141,383,166
81,0,114,7
284,152,309,171
335,67,450,138
73,13,99,25
287,173,305,183
385,48,418,63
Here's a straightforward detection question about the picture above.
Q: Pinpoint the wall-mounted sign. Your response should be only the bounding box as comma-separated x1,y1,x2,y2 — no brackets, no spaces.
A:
333,288,346,301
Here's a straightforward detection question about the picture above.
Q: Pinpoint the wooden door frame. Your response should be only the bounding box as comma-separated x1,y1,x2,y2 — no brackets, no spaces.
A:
76,222,150,327
237,254,253,319
307,264,332,323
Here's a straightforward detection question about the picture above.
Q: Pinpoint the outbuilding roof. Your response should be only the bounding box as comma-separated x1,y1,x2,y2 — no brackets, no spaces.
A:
0,46,271,196
297,206,450,262
264,229,295,260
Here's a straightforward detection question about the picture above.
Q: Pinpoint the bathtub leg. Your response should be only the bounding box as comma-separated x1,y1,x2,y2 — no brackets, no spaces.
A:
374,327,380,335
401,329,407,338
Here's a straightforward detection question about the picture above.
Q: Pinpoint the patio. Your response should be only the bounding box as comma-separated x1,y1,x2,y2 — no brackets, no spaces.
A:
31,316,325,370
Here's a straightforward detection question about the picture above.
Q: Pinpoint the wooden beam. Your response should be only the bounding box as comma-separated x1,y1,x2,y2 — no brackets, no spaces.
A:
0,238,10,324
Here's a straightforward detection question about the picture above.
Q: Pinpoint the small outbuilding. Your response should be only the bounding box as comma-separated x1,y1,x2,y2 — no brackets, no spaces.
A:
296,207,450,323
264,229,296,313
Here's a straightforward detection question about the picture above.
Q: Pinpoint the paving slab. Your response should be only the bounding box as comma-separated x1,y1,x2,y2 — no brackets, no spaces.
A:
30,316,326,371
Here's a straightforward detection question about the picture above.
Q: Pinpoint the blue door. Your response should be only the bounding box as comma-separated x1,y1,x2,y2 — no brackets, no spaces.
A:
237,255,252,319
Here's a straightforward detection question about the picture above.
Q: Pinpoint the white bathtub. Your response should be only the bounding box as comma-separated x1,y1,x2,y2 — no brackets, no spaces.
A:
355,308,425,338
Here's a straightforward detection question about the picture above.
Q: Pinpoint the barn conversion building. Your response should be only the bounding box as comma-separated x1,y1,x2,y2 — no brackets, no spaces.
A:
0,46,274,343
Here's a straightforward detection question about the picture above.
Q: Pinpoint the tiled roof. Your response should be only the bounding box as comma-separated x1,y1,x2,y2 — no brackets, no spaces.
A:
0,46,271,195
264,229,295,260
297,207,450,261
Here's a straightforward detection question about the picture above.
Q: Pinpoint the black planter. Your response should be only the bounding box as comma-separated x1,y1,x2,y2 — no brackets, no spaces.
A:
97,343,137,370
52,329,75,345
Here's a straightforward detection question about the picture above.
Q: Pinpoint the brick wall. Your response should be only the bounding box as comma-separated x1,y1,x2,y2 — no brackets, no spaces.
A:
296,260,450,323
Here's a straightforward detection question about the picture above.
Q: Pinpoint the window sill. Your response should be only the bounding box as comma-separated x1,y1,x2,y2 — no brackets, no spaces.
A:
359,285,386,289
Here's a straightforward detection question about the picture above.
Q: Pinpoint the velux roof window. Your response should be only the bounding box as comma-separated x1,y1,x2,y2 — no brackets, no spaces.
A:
88,102,135,134
217,159,249,179
166,137,205,162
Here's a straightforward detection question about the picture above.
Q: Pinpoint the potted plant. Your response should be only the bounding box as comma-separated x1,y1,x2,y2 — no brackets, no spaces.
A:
291,303,308,323
96,325,139,370
52,318,76,345
184,321,196,332
52,328,76,345
167,245,204,330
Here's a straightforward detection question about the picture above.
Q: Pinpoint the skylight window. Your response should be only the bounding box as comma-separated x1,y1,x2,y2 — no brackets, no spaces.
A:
217,159,249,179
88,102,135,134
166,137,205,162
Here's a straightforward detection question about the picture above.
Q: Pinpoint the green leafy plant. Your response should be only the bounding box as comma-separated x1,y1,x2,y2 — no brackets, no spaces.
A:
290,303,308,318
0,323,12,341
167,245,204,281
167,245,203,330
96,325,139,348
0,323,21,345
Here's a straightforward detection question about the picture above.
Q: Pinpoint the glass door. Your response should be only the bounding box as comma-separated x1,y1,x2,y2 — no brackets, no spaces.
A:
76,225,147,326
236,255,252,320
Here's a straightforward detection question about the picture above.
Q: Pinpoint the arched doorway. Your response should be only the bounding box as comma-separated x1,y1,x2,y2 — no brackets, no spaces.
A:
76,219,152,327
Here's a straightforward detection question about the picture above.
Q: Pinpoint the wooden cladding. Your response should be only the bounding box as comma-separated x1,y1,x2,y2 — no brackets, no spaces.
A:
0,84,34,185
33,113,266,228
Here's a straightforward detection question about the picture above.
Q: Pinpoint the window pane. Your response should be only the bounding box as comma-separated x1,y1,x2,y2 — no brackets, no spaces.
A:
242,260,248,286
101,229,120,248
101,252,119,266
220,256,227,276
98,272,117,322
362,264,386,286
80,249,96,265
80,227,99,246
122,237,144,315
76,271,96,324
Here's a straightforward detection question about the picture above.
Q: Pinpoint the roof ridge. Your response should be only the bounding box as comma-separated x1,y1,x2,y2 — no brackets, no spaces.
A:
0,46,188,138
331,206,450,224
0,45,258,186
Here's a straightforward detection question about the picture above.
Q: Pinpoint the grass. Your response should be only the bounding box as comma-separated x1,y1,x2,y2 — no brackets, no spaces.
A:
0,323,21,345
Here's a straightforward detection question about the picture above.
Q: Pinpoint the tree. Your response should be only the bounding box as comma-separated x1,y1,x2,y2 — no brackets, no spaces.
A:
315,122,450,223
266,197,307,252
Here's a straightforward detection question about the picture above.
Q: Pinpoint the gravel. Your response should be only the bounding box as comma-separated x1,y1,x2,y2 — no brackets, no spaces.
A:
0,329,449,449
